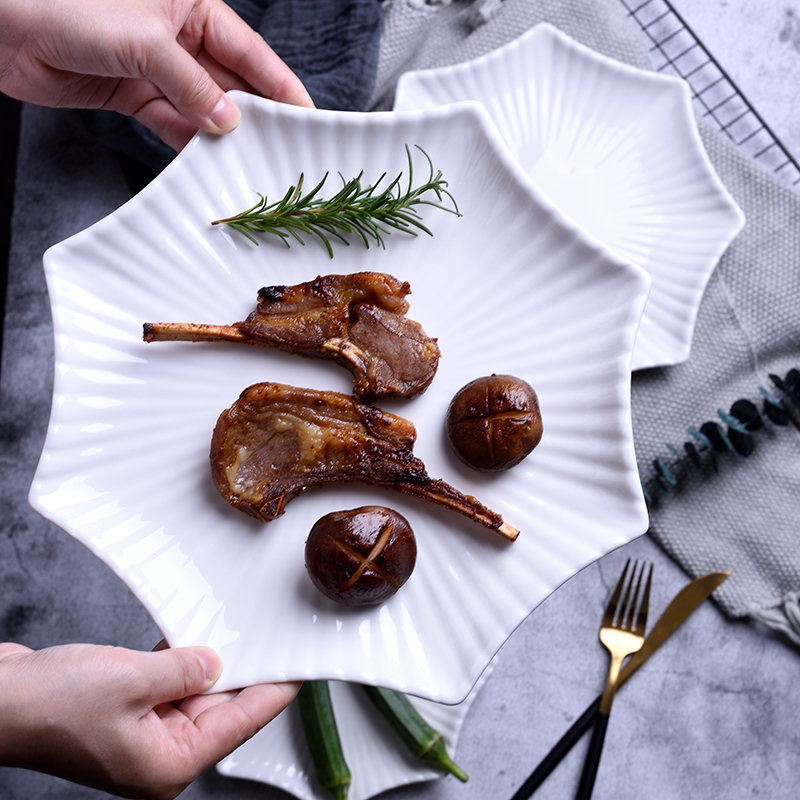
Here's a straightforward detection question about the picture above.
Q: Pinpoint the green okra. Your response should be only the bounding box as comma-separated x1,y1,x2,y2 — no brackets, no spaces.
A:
297,681,351,800
361,684,469,782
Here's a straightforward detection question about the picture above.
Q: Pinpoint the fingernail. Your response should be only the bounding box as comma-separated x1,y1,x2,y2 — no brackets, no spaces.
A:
209,96,241,133
194,646,222,683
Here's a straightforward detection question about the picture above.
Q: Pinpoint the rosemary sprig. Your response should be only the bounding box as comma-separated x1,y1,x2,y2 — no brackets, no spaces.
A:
639,368,799,505
211,145,460,257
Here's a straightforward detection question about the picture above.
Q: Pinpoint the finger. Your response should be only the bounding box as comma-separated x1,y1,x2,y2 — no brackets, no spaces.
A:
105,74,164,118
174,688,242,720
138,647,223,708
111,56,250,153
0,642,33,662
133,96,201,151
186,682,301,763
138,37,242,135
196,49,255,95
133,5,312,139
101,75,194,149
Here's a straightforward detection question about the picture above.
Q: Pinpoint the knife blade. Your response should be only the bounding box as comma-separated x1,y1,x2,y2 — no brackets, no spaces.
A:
616,570,729,690
509,570,730,800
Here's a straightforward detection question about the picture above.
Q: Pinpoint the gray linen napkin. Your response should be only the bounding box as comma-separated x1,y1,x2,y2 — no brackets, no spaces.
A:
367,0,800,643
632,129,800,644
368,0,653,109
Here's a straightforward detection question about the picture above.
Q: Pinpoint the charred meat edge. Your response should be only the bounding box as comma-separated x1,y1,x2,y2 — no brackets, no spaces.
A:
210,381,518,541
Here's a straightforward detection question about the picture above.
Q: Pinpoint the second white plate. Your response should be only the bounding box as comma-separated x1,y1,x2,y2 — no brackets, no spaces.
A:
395,23,745,370
218,661,495,800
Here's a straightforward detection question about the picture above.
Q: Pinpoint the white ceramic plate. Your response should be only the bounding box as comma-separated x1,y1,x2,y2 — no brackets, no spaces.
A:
394,23,745,370
217,660,495,799
30,92,650,704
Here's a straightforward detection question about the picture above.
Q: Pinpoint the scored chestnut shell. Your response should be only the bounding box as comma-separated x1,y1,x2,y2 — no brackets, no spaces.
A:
446,374,543,472
305,506,417,606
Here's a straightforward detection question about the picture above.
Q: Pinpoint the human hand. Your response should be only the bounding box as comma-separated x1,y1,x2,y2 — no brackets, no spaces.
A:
0,641,300,800
0,0,314,151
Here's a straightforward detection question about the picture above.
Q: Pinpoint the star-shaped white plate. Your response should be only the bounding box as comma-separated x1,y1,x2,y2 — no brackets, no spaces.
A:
30,92,650,703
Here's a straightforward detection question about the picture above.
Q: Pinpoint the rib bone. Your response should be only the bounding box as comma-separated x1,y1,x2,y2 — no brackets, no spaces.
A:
144,272,440,401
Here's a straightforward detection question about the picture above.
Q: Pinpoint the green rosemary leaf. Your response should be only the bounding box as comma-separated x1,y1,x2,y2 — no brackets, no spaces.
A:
284,226,310,246
391,214,433,236
297,173,329,207
227,222,261,246
211,145,460,256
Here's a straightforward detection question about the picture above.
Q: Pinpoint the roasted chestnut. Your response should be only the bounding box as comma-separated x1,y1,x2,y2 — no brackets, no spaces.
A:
305,506,417,606
446,374,543,472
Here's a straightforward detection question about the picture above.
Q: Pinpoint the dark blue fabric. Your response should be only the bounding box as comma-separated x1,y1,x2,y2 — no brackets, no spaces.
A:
80,0,383,170
257,0,383,112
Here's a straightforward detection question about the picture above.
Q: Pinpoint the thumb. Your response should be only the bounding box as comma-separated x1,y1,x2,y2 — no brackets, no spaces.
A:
148,44,241,134
142,646,223,706
0,642,33,662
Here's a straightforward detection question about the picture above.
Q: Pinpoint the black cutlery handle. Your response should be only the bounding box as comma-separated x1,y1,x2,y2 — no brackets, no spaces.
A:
510,696,602,800
575,710,610,800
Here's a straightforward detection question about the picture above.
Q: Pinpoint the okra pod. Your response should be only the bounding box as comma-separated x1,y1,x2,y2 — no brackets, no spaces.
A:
361,685,469,781
297,681,352,800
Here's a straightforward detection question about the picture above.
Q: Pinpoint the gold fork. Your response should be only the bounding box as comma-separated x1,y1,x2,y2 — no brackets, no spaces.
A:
576,559,653,800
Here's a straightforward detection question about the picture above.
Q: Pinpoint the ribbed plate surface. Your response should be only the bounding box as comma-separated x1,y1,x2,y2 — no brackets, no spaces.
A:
31,93,649,703
217,661,494,799
395,23,745,370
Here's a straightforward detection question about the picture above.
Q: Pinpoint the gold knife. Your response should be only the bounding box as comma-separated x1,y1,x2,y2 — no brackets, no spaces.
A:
616,569,730,690
509,570,730,800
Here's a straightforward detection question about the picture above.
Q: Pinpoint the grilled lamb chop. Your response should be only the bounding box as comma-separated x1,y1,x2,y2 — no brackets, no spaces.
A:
210,382,519,541
143,272,440,401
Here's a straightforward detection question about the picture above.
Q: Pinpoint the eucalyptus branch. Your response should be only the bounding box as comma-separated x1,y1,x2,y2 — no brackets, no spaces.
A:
639,368,799,505
211,145,460,257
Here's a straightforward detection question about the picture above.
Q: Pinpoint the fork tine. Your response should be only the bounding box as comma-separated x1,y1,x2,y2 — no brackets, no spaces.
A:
603,558,630,626
619,560,640,629
633,564,653,636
